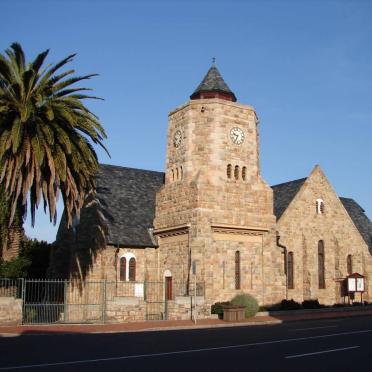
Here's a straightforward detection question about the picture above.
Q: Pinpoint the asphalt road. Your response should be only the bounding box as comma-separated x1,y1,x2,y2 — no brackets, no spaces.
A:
1,316,372,372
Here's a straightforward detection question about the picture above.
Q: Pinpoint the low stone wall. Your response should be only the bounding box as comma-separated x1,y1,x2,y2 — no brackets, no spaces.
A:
105,295,211,323
106,297,147,323
167,296,211,320
0,297,22,325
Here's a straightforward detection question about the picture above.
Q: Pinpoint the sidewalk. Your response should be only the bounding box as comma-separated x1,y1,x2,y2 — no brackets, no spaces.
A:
1,308,372,336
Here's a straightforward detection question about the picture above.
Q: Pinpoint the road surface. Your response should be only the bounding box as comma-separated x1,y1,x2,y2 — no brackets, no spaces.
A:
1,315,371,371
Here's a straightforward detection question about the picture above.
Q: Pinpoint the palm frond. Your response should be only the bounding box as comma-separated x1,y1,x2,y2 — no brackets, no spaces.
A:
0,43,109,228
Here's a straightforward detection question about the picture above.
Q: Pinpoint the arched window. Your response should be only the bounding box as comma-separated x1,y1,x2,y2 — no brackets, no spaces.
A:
227,164,232,179
242,166,247,181
287,252,294,289
129,257,136,281
347,254,353,275
119,253,136,281
318,240,325,289
235,251,241,290
234,165,239,180
176,167,179,181
316,199,325,214
119,257,126,282
180,166,183,180
171,169,174,182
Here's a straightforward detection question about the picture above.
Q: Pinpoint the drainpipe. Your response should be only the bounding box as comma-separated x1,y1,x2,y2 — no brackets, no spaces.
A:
276,231,288,300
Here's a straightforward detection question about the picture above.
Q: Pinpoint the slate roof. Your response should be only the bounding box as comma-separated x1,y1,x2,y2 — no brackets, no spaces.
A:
95,164,164,247
271,178,372,248
271,178,307,219
340,197,372,247
190,65,237,101
92,165,372,250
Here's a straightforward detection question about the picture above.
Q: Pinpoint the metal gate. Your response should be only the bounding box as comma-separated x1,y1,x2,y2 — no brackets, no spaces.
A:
22,279,105,324
144,281,168,320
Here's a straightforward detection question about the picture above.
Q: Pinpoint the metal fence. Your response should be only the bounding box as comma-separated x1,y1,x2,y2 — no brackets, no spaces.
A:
0,278,23,298
0,278,204,324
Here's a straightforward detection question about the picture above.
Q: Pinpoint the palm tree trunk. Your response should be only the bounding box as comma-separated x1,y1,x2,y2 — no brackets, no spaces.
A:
2,225,24,261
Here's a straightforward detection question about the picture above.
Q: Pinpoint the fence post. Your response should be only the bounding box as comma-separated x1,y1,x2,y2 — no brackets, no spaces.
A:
21,278,26,325
102,279,107,324
63,280,67,323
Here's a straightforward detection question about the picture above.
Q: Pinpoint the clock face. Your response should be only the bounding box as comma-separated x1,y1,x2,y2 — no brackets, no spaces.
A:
230,127,245,145
173,130,182,148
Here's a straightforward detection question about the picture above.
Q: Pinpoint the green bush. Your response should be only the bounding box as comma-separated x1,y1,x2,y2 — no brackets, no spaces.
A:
332,303,346,308
21,238,51,278
302,299,323,309
230,293,259,318
279,299,302,310
352,302,363,307
211,301,229,317
0,256,31,278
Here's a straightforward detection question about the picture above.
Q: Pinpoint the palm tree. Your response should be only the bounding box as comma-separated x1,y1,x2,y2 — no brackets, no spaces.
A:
0,42,108,232
0,184,23,260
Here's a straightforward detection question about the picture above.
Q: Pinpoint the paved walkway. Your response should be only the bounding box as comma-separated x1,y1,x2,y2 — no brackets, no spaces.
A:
1,308,372,336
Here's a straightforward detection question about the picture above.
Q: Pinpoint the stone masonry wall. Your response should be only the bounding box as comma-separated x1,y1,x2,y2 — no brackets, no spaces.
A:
0,297,22,325
155,99,286,307
277,166,371,305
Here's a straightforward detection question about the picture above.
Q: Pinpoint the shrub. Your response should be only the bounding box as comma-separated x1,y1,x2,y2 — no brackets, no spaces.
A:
211,301,229,317
21,238,51,278
263,302,282,311
352,302,363,307
332,303,347,308
0,256,31,278
230,293,259,318
279,299,302,310
302,299,323,309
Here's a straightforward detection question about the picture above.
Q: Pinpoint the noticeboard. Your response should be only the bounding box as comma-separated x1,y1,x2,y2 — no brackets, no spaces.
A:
348,277,356,292
347,274,365,293
357,278,364,292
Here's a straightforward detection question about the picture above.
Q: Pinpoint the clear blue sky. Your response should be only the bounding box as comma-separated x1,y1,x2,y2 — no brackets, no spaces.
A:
2,0,372,242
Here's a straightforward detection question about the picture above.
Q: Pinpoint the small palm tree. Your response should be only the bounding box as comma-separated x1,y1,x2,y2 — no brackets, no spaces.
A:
0,42,108,229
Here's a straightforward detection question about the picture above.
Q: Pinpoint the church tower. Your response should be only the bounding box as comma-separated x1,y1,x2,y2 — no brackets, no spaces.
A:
153,64,285,306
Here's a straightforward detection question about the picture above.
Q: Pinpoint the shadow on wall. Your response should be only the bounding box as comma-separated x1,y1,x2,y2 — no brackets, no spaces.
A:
49,194,108,284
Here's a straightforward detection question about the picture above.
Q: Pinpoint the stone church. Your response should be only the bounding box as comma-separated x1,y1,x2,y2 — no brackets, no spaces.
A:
52,64,372,319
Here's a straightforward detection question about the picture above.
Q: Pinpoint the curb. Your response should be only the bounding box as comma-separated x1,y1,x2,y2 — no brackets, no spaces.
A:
257,304,372,317
2,309,372,337
0,319,282,337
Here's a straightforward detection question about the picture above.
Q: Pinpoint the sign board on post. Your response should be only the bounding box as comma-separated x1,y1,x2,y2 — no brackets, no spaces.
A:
357,278,364,292
347,277,356,292
345,273,365,304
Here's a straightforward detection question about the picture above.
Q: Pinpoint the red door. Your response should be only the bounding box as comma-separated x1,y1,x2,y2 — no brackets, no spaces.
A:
166,277,172,301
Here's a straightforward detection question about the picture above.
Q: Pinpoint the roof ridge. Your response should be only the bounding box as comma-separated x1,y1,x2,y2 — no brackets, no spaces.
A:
99,163,164,175
271,177,307,188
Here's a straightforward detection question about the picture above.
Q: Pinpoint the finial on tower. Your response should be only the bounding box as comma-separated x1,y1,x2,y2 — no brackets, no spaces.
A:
212,57,216,65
